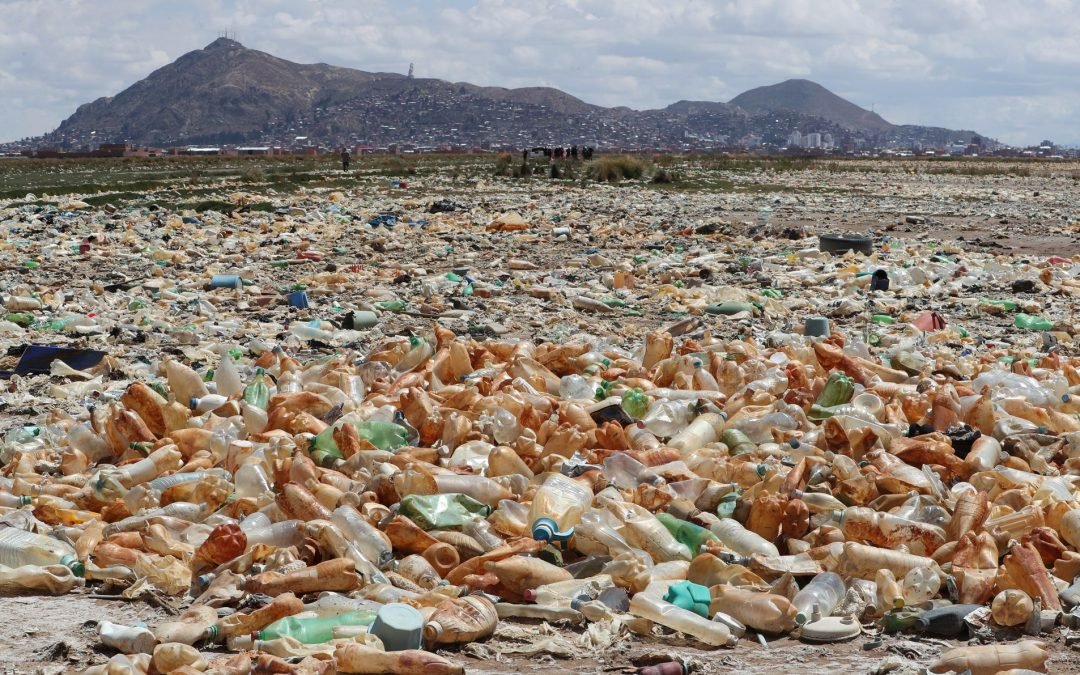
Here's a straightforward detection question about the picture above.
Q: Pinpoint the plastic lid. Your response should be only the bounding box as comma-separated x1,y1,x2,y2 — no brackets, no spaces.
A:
531,517,573,543
370,603,423,652
799,616,861,643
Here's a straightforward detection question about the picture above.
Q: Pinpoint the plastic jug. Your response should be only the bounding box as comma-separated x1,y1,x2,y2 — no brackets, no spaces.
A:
629,593,736,647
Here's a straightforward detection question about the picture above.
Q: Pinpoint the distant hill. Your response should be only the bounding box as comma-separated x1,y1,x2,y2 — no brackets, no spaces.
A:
40,39,987,150
730,79,893,133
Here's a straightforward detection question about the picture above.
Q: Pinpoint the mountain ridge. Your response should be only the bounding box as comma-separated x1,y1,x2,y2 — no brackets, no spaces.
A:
41,39,986,149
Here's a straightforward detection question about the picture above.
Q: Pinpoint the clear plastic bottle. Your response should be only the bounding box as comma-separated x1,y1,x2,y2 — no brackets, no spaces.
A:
559,375,595,401
244,520,307,549
462,517,506,552
629,593,735,647
641,400,693,438
790,489,846,513
394,336,435,375
332,505,393,567
696,512,779,557
609,500,692,562
603,452,663,489
527,473,594,539
235,463,273,500
791,572,847,625
0,528,85,576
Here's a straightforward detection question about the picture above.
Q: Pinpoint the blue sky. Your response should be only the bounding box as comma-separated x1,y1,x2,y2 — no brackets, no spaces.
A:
1,0,1077,145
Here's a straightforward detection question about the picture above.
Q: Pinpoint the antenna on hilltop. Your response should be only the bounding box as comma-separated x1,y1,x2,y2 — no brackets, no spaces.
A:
408,63,414,79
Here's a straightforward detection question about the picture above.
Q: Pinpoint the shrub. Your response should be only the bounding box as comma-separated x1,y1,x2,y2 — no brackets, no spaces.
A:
587,155,646,183
652,169,679,184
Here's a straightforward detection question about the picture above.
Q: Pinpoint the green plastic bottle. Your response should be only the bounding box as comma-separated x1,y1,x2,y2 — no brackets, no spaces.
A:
812,372,854,410
620,388,649,420
1015,314,1053,331
4,313,34,327
398,494,493,530
656,513,720,554
870,314,894,325
242,368,270,409
258,610,376,644
375,299,407,313
310,420,410,460
981,298,1018,312
721,428,756,455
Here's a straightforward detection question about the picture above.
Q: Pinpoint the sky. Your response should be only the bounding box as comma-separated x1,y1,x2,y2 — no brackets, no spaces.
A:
1,0,1078,146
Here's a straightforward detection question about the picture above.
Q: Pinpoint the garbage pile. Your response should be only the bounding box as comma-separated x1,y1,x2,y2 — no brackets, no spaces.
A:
0,186,1078,674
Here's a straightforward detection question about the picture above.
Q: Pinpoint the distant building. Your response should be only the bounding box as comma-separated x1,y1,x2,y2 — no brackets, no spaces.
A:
787,130,802,148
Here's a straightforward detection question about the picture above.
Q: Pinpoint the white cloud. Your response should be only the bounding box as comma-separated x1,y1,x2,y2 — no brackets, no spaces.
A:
0,0,1076,144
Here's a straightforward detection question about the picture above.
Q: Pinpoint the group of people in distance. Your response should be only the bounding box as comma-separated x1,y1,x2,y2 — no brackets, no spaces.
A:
525,145,594,161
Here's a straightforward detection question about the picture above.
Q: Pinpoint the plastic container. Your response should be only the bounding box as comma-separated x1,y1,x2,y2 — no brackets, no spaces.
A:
0,528,84,576
791,572,846,625
369,603,425,652
629,593,735,647
527,473,594,541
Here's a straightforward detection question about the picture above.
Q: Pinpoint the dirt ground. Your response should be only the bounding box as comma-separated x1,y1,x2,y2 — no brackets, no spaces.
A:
3,589,1079,674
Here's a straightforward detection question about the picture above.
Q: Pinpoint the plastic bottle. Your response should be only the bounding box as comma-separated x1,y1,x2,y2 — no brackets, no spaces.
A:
0,563,81,595
916,604,983,637
791,572,846,625
604,452,663,489
621,388,650,420
424,595,498,646
642,400,693,438
1014,314,1053,331
527,473,594,542
0,528,85,576
832,506,945,556
333,643,465,675
655,513,719,554
709,585,797,633
668,413,724,455
332,505,393,567
901,566,941,605
165,359,209,406
462,517,506,552
524,575,614,607
696,512,779,557
560,375,596,401
835,542,941,581
394,336,435,375
609,500,692,562
790,490,846,513
991,589,1033,627
629,593,736,647
875,569,903,612
929,641,1049,675
98,621,157,654
243,369,271,409
206,593,305,643
257,610,376,643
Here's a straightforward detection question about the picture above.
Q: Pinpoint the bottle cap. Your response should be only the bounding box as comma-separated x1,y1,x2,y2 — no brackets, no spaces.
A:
60,555,85,578
369,603,423,652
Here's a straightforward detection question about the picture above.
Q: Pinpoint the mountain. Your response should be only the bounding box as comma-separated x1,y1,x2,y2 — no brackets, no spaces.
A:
41,39,986,150
730,79,893,134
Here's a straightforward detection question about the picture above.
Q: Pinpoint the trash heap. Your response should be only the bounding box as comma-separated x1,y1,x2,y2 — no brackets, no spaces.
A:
0,187,1078,674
